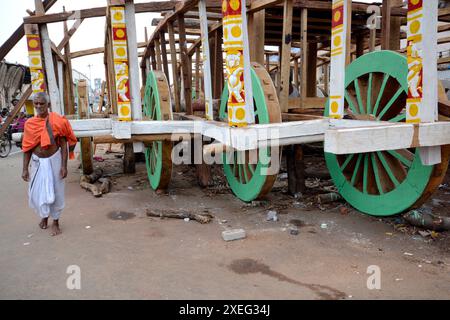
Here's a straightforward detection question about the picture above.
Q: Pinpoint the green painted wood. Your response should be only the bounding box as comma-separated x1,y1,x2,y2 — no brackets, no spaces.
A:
387,150,412,168
351,154,363,186
144,71,164,190
345,90,359,114
354,79,365,114
372,73,390,116
389,113,406,122
377,86,404,119
370,153,384,195
363,154,369,194
367,73,373,115
376,151,400,187
324,51,434,216
341,154,355,171
219,67,273,202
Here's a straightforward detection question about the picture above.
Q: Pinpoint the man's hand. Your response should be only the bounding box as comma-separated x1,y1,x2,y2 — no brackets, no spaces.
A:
60,166,68,179
22,170,29,182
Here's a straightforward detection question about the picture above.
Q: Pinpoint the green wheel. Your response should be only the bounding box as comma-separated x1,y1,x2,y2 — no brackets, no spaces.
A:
325,51,449,216
219,62,281,202
143,70,173,191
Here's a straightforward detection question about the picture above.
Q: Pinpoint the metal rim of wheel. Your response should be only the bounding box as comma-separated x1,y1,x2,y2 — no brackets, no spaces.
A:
143,70,173,191
324,50,449,216
219,62,281,202
0,134,12,158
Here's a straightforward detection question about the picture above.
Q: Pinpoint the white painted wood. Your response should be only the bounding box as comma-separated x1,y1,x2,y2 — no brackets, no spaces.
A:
240,0,255,124
57,60,64,115
40,24,62,114
325,121,450,154
69,118,112,131
125,1,142,121
198,0,214,120
328,0,348,119
133,142,144,153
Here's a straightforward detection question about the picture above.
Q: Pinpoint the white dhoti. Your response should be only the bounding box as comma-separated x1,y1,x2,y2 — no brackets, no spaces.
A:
28,149,65,220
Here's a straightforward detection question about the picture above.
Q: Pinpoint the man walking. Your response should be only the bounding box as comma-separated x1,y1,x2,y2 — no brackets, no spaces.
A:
21,92,77,236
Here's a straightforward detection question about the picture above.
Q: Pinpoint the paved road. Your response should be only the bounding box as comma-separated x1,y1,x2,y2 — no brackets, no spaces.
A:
0,150,449,299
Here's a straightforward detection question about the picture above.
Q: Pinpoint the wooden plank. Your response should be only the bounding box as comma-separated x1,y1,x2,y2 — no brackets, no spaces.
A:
198,0,214,120
62,10,75,115
35,0,63,115
56,18,84,51
159,31,170,80
23,2,177,24
125,0,142,121
279,0,294,113
154,38,163,70
77,79,93,175
168,22,181,112
0,87,32,137
300,8,308,99
381,0,391,50
306,42,317,97
178,14,192,115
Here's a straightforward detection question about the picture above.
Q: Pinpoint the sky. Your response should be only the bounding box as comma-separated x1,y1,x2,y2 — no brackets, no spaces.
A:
0,0,161,87
0,0,382,87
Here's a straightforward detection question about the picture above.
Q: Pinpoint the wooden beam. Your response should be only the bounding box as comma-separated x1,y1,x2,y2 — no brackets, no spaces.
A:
306,42,317,97
168,22,181,112
23,1,178,24
279,0,294,113
300,8,307,99
159,31,170,80
62,7,75,115
56,18,84,51
178,14,192,115
0,86,32,137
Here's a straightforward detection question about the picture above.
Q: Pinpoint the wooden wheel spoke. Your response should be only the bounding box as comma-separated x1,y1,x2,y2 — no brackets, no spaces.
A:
377,86,404,119
376,151,400,186
372,73,390,116
351,154,363,186
370,153,385,195
389,113,406,123
367,73,373,115
345,90,359,114
340,154,355,171
386,149,413,168
354,79,365,114
363,154,369,194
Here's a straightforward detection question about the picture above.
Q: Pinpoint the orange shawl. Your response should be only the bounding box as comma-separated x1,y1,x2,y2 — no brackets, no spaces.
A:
22,112,77,159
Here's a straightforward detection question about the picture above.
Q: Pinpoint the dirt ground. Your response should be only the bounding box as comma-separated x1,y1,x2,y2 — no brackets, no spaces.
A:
1,144,449,300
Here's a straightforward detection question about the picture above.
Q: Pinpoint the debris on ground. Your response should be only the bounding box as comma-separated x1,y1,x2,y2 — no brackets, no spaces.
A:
266,210,278,222
403,210,450,232
79,168,112,197
317,192,342,204
146,208,214,224
289,226,299,235
222,229,246,241
320,223,328,229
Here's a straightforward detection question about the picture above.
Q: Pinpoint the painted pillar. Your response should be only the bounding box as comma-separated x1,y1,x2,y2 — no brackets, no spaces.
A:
25,25,46,95
199,0,214,120
110,5,132,121
406,0,440,165
222,0,254,127
406,0,438,123
328,0,348,119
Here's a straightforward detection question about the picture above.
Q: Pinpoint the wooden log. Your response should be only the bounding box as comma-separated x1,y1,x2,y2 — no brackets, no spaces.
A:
279,0,294,113
125,0,142,121
300,8,308,99
123,142,136,174
306,42,317,97
177,14,193,115
62,9,75,115
77,79,93,175
168,22,181,112
146,209,214,224
159,31,170,80
286,144,306,195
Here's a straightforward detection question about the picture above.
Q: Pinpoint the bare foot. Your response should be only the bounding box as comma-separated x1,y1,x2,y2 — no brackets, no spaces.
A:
39,218,48,229
50,221,62,236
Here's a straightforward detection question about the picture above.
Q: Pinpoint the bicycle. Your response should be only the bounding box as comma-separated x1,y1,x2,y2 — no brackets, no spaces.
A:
0,130,12,158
